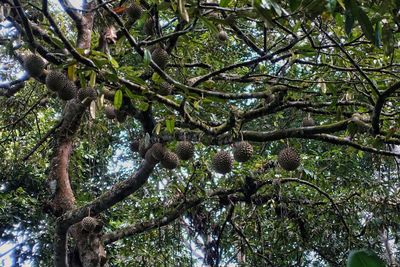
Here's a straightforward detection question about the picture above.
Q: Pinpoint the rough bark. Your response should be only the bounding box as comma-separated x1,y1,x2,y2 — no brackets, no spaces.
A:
76,2,95,50
54,162,155,267
44,1,101,266
51,141,75,214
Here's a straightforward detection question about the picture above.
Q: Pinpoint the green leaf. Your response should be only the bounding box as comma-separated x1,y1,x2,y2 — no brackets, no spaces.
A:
67,64,76,81
92,57,109,68
123,86,142,100
105,72,119,83
303,0,325,18
143,49,151,66
374,21,381,47
154,123,162,135
253,0,275,26
89,71,96,88
220,0,231,7
78,71,86,89
49,36,64,49
151,73,162,84
200,16,219,34
337,0,345,9
166,116,175,134
114,90,123,110
353,7,374,42
137,101,149,111
347,249,385,267
289,0,302,12
382,24,394,55
108,55,119,70
178,0,189,22
326,0,337,13
270,1,284,17
345,10,355,35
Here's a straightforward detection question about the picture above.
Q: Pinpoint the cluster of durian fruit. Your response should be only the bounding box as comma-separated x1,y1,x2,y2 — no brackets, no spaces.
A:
23,54,97,102
211,142,301,174
131,138,301,174
23,52,168,121
130,139,195,169
125,2,170,70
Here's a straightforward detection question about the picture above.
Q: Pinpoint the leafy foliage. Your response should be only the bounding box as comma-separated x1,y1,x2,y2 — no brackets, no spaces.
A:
0,0,400,266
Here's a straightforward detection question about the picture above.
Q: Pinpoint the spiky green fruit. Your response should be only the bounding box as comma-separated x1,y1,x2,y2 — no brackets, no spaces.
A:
158,82,173,95
77,87,97,102
176,141,194,161
302,116,315,127
217,30,228,42
151,143,166,161
104,106,116,119
81,216,97,232
161,150,179,169
212,151,233,174
46,71,68,92
127,3,142,21
233,141,253,162
24,54,45,77
145,146,160,165
143,19,155,35
278,147,300,171
58,80,77,100
151,48,169,69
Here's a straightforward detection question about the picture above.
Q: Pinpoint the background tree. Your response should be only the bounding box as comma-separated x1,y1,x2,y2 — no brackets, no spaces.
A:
0,0,399,266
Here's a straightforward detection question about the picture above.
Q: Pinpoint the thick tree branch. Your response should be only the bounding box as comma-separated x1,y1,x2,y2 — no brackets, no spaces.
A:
54,161,155,266
371,81,400,134
103,197,204,244
42,0,96,68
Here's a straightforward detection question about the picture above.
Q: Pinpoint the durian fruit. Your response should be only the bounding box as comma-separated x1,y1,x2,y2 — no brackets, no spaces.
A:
141,68,154,79
58,80,77,100
176,141,194,161
116,110,128,123
143,19,155,35
23,54,45,77
151,143,166,161
81,216,97,232
151,47,169,69
161,150,179,169
130,139,140,152
217,30,228,42
302,115,315,127
77,87,97,102
104,105,116,119
138,139,149,158
158,82,173,96
46,71,68,92
278,147,300,171
212,151,233,174
145,146,160,165
225,14,235,25
233,141,253,162
126,2,142,21
39,97,49,106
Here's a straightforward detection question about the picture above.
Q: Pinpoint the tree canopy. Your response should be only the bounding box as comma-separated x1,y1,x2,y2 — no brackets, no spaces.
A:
0,0,400,266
